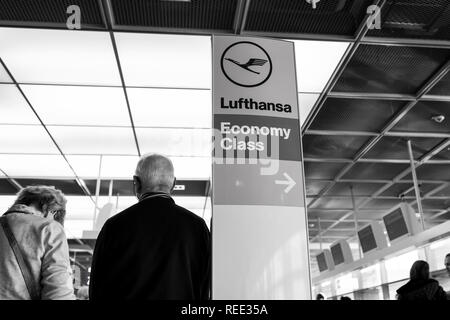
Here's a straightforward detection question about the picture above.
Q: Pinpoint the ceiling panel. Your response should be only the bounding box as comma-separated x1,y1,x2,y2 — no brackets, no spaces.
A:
0,0,106,29
128,88,211,128
342,163,409,180
114,32,211,88
367,0,450,40
65,155,101,178
333,45,450,94
432,184,450,197
303,135,370,159
0,84,40,125
310,98,405,132
304,162,346,180
305,180,330,196
136,128,210,157
48,126,138,155
293,40,349,93
0,154,74,177
421,198,450,210
307,209,349,221
22,85,131,126
362,198,403,209
0,28,121,85
402,164,450,181
111,0,237,31
245,0,373,35
299,93,319,127
354,209,389,220
380,183,441,197
97,156,139,179
363,136,446,160
335,220,367,230
325,182,386,197
391,101,450,134
0,125,59,154
0,63,12,82
309,197,364,210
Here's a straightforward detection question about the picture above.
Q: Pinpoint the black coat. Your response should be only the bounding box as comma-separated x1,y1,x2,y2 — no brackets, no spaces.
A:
396,279,447,300
89,194,211,300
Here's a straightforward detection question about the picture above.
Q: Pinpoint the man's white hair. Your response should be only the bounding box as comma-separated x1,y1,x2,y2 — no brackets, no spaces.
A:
135,153,174,192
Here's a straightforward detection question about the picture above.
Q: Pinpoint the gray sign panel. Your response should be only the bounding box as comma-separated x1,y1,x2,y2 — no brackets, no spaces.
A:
213,160,305,207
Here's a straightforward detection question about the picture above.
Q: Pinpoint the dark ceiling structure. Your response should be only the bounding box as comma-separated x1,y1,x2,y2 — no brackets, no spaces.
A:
1,0,450,264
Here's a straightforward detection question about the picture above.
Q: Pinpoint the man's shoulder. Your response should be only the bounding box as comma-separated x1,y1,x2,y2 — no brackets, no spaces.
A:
173,204,208,227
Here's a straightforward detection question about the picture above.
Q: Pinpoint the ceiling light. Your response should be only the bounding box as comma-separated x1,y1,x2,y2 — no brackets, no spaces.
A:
431,115,445,123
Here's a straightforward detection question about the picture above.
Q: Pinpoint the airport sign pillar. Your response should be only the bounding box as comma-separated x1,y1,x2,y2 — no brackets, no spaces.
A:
211,36,311,299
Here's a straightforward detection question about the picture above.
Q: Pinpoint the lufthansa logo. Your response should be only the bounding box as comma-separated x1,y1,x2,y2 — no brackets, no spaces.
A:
221,41,272,88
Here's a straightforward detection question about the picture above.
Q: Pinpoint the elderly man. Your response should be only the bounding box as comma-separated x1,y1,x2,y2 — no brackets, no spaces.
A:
0,186,75,300
89,154,211,300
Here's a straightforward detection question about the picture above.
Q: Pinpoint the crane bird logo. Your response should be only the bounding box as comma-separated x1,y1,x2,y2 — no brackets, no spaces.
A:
224,58,268,75
220,41,272,88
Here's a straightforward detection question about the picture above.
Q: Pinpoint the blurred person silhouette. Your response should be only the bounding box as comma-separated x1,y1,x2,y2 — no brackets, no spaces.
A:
316,293,325,300
396,260,447,300
340,296,351,301
0,186,75,300
89,153,211,300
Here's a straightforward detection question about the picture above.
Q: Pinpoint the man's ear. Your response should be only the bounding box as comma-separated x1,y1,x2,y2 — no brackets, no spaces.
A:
170,177,177,193
133,175,142,198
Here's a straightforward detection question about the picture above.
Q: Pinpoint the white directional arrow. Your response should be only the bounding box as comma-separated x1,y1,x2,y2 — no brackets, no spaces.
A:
275,172,296,194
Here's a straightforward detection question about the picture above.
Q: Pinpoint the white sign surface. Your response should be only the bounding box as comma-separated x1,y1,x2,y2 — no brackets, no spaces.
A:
212,35,311,299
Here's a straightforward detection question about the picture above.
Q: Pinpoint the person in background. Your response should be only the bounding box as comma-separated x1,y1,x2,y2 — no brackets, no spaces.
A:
0,186,75,300
89,153,211,300
316,293,325,300
396,260,447,300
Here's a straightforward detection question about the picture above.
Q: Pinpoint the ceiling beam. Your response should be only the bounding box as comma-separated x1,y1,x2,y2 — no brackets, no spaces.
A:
101,0,141,157
233,0,251,35
305,130,450,139
327,91,416,101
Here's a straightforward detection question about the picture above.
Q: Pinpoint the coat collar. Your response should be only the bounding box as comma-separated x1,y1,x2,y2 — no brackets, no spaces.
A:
139,192,173,202
3,204,43,217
